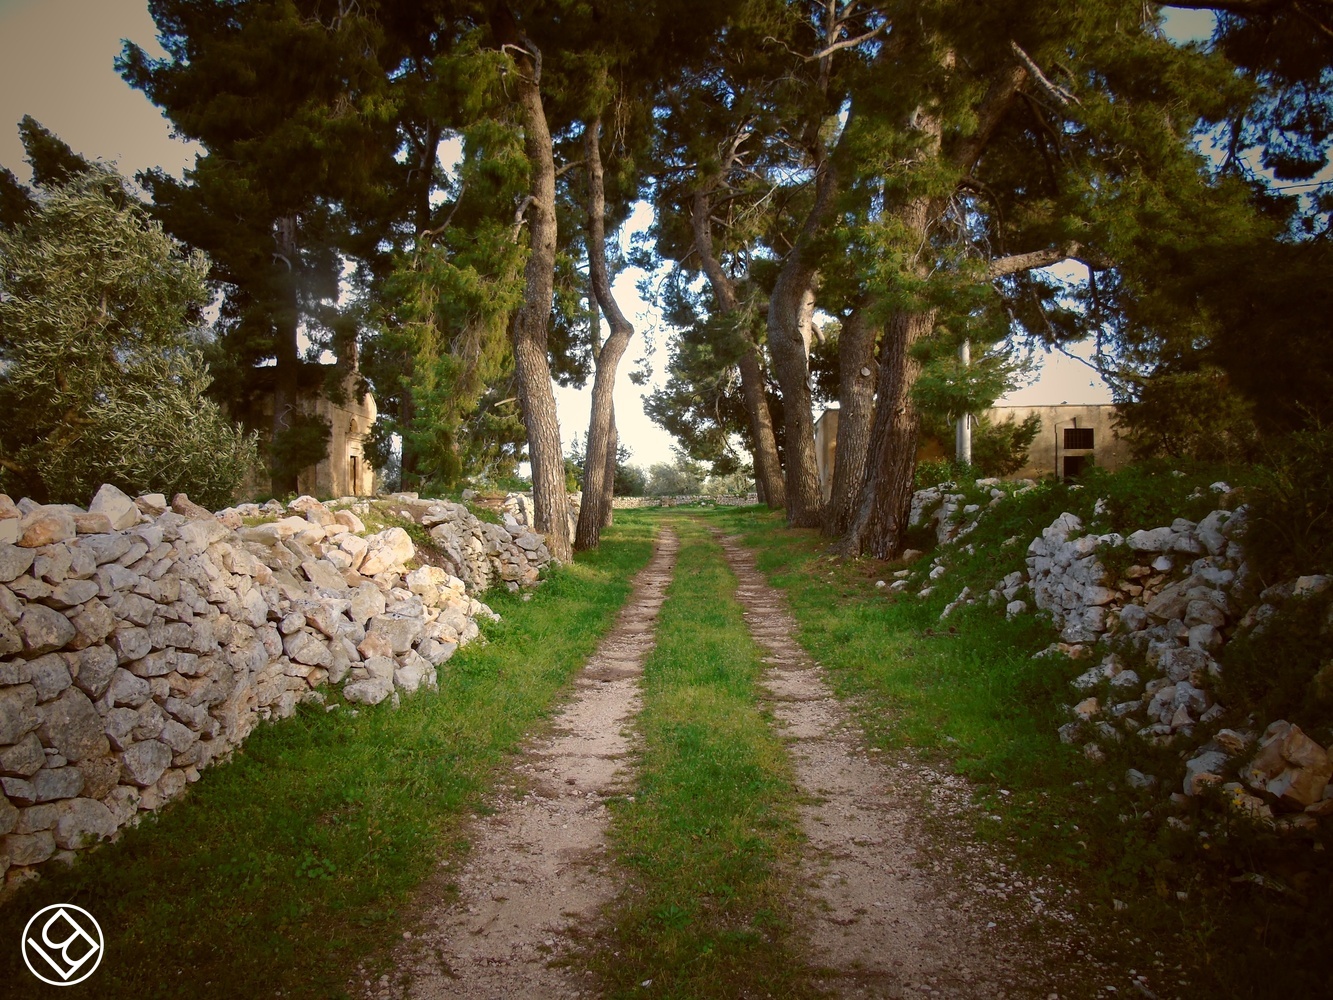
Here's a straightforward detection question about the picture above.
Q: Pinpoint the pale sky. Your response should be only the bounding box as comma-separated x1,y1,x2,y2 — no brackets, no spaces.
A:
0,0,1130,474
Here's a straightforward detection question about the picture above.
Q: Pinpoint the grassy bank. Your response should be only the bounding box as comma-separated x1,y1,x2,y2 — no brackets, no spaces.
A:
589,516,816,999
705,481,1331,1000
0,519,656,1000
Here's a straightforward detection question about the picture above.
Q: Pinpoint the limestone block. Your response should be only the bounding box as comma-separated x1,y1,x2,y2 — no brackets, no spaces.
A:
107,668,151,708
18,509,76,548
76,757,120,800
0,733,46,778
17,605,76,655
29,654,72,702
37,687,108,762
52,797,117,849
0,685,40,744
120,740,172,787
3,830,55,866
343,675,394,706
33,766,85,802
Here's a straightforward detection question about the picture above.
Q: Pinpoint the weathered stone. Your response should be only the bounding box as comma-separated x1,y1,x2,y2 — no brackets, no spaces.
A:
103,707,138,750
45,578,99,609
1183,750,1229,795
3,830,55,866
17,604,77,654
348,582,385,625
301,558,348,592
0,685,40,744
366,613,423,655
120,740,172,787
171,493,214,520
158,719,197,754
0,543,35,583
111,625,152,662
66,598,117,651
76,756,121,800
0,794,16,836
71,512,115,535
177,518,228,554
18,509,77,548
29,653,73,702
89,484,140,530
33,766,85,802
342,675,394,706
1,775,37,805
52,797,117,849
38,687,110,762
0,617,21,657
107,668,151,708
359,527,414,577
0,733,46,777
127,649,182,678
394,651,435,694
419,638,458,666
283,630,331,667
334,510,365,533
34,544,74,583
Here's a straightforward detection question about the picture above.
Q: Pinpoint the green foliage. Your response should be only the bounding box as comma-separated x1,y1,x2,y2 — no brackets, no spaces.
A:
268,413,332,492
1219,589,1333,734
647,450,707,496
0,168,257,507
1118,368,1260,462
972,412,1043,477
1243,425,1333,582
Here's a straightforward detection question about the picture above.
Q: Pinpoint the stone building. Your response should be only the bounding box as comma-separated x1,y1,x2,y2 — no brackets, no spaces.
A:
814,402,1129,498
235,362,377,499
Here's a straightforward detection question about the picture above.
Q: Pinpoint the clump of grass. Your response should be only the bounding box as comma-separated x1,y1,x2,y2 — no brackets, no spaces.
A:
0,521,656,999
588,515,817,999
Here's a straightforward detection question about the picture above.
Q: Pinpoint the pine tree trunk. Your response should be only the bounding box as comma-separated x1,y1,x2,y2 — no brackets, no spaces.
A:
764,159,837,527
689,188,785,509
842,305,935,559
601,407,616,528
823,303,877,536
576,117,633,552
271,214,301,496
500,26,571,561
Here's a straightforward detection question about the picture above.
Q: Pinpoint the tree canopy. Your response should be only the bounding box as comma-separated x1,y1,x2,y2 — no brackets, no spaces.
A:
80,0,1333,552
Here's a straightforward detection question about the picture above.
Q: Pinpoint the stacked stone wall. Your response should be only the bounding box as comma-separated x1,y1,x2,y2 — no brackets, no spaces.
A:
1,487,554,890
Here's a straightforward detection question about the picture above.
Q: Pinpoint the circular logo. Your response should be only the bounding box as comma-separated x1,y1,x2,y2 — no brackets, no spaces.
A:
21,904,104,986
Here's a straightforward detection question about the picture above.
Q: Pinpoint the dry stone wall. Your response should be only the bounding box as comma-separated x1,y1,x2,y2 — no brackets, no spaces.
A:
905,478,1333,837
1,487,554,891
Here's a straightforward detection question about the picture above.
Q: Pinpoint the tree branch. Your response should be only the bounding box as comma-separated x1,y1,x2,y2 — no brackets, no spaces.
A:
987,241,1111,278
1010,41,1081,109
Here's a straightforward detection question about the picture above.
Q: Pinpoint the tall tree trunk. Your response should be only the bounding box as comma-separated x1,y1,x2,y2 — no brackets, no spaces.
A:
842,181,940,559
764,157,836,527
689,188,785,508
271,213,301,496
601,406,617,528
576,117,634,552
494,20,571,561
841,57,1024,558
823,302,878,536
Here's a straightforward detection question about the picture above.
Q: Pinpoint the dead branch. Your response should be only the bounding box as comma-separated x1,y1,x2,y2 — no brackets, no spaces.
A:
1010,40,1081,108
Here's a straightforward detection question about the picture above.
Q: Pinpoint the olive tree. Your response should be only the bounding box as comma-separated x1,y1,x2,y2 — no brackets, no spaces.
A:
0,170,257,507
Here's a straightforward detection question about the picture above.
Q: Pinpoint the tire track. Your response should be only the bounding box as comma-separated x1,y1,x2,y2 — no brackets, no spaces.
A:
368,529,679,1000
717,532,1035,1000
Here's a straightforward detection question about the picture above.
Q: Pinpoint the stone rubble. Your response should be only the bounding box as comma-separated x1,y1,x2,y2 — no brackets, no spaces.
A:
903,477,1333,839
1,485,554,890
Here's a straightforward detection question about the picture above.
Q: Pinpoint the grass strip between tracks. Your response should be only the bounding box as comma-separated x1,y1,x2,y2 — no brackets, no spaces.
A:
0,519,656,1000
589,515,816,999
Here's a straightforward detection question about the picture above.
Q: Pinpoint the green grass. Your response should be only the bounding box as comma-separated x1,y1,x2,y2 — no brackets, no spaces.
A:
702,500,1332,1000
0,519,656,1000
588,515,818,999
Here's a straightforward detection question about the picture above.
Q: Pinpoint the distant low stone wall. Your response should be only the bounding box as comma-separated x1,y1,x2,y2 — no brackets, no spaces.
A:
499,492,759,524
1,487,553,892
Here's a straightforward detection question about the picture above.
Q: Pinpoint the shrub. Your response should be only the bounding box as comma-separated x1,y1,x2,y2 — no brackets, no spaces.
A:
0,172,257,507
1243,425,1333,582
